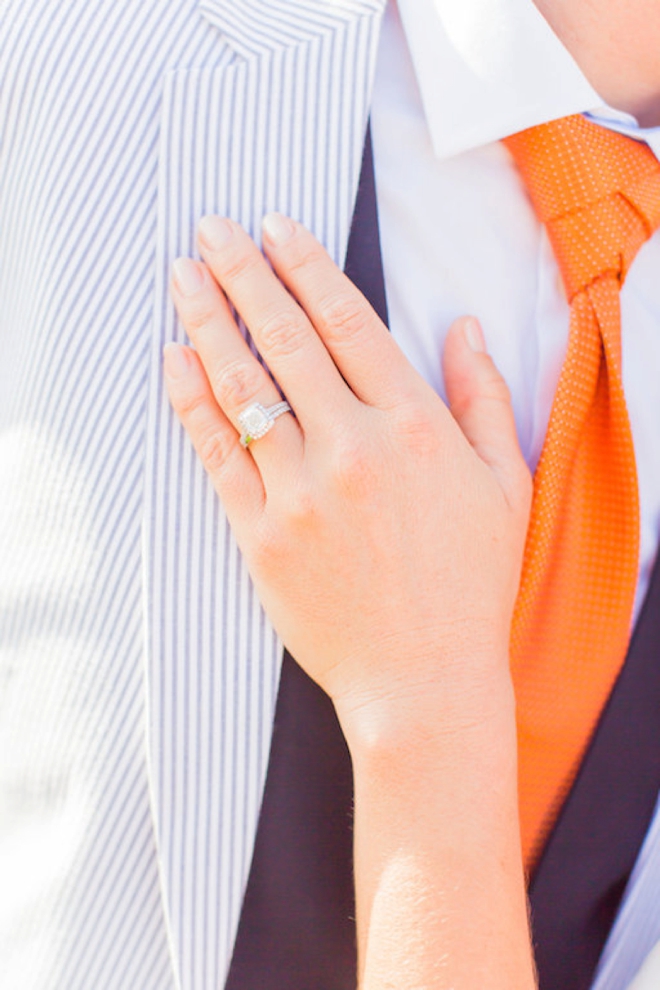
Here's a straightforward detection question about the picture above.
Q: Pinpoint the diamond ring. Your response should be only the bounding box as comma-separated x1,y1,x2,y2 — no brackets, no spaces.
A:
238,401,292,448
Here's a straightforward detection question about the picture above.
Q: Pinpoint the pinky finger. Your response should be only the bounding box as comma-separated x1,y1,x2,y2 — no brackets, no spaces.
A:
163,342,265,530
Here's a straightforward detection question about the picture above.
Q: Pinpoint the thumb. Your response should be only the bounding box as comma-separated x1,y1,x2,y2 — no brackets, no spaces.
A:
442,316,531,507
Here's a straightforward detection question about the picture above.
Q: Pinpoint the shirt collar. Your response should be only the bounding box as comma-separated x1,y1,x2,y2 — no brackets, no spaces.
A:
585,108,660,161
395,0,604,160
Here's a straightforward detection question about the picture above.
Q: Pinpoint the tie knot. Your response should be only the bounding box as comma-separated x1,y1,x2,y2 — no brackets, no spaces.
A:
504,115,660,301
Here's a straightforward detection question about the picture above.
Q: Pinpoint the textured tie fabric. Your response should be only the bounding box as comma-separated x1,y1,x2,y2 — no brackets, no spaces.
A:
503,115,660,868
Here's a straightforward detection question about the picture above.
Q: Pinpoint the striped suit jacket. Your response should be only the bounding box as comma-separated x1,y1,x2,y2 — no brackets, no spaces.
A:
1,1,660,988
1,1,384,987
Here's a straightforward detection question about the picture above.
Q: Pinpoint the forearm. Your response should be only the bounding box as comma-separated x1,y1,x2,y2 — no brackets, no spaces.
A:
340,669,537,990
166,215,535,986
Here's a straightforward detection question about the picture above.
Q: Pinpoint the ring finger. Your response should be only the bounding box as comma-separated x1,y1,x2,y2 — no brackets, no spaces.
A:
171,256,303,472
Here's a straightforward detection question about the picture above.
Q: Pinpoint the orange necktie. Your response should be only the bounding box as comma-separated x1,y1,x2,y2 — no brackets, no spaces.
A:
503,116,660,868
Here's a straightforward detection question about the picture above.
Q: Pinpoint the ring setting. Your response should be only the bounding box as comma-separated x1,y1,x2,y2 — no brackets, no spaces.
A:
238,401,292,447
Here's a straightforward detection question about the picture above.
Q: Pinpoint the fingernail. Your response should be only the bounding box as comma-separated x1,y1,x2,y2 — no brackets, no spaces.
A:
163,342,192,380
463,317,486,353
262,212,296,245
199,215,233,250
172,257,204,296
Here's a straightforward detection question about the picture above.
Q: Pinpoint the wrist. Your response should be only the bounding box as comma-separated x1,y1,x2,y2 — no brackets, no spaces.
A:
334,652,517,764
345,668,534,990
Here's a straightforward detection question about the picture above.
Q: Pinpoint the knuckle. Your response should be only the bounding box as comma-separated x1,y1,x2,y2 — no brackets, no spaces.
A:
180,299,217,339
196,427,233,477
473,354,514,403
450,363,513,422
318,292,372,343
282,242,324,277
258,310,307,358
394,405,442,456
217,250,261,286
482,371,513,405
283,484,317,526
329,433,376,496
172,381,208,419
213,359,263,410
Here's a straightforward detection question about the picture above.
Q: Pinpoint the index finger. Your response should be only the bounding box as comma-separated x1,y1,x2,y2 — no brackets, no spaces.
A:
261,214,432,410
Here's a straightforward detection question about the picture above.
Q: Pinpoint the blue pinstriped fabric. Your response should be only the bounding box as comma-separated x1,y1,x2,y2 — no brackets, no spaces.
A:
144,5,385,985
0,0,384,987
0,2,230,987
198,0,384,57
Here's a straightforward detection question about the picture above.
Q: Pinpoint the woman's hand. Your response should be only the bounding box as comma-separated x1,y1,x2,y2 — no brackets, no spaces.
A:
165,214,538,989
164,213,531,739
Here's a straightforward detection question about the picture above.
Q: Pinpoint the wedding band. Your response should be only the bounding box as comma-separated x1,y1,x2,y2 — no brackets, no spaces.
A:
238,401,292,447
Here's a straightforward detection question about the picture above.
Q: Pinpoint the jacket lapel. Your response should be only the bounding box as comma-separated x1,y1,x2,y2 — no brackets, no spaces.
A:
142,2,385,987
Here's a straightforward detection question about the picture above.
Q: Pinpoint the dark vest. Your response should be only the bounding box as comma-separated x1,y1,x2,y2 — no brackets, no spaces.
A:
225,127,660,990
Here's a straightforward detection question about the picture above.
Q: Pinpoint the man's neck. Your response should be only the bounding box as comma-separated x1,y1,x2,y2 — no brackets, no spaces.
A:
532,0,660,127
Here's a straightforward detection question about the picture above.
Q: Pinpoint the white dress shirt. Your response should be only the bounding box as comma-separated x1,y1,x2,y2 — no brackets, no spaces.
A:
372,0,660,623
370,3,660,988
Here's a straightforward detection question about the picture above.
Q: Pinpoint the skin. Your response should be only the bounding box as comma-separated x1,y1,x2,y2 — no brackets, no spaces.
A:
162,6,660,981
532,0,660,125
164,213,536,988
